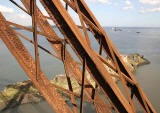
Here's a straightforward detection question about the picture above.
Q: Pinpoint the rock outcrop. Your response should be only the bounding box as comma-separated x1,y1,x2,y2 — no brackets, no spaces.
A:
121,53,150,72
0,53,150,111
0,80,43,111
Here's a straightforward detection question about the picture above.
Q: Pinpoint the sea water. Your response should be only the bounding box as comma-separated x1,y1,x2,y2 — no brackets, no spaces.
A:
0,27,160,112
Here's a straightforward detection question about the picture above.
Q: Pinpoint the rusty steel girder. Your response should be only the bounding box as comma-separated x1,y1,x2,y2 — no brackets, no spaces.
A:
0,0,156,113
0,12,72,113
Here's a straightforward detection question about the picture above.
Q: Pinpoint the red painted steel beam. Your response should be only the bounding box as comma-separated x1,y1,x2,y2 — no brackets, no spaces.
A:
40,0,133,112
76,0,156,112
14,30,61,60
80,56,86,113
62,43,79,113
20,0,111,112
3,0,155,112
0,12,73,113
31,0,41,81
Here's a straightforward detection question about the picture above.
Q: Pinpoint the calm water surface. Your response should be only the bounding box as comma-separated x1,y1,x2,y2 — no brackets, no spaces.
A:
0,27,160,112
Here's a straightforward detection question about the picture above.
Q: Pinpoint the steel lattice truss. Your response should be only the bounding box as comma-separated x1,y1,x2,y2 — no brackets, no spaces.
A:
0,0,157,113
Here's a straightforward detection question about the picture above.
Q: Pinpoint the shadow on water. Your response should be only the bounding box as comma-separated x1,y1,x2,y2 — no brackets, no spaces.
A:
0,27,160,112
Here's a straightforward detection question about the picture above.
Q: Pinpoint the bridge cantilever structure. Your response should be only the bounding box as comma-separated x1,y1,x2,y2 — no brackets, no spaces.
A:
0,0,156,113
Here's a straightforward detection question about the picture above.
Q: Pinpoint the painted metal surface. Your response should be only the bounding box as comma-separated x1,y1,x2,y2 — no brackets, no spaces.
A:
0,0,156,113
0,12,72,113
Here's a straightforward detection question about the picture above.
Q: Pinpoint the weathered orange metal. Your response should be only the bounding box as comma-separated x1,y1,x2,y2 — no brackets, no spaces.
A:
0,13,72,113
20,0,110,112
0,0,156,113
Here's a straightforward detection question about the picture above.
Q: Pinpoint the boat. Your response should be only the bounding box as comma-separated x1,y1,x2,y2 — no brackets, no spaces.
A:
112,26,122,31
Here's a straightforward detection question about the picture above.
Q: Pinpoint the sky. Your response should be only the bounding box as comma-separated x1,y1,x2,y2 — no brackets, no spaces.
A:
0,0,160,27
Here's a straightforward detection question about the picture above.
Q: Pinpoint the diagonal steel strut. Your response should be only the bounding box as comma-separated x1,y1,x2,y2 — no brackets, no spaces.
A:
40,0,134,112
0,0,156,112
0,12,73,113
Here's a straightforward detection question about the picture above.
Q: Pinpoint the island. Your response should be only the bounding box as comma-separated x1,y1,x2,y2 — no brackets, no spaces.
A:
0,53,150,111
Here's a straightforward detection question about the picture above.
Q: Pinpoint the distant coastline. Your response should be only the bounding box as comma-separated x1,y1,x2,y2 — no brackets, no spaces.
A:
11,26,160,30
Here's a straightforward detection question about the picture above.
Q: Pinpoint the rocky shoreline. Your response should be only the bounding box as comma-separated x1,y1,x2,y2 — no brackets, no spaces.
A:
0,53,150,111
